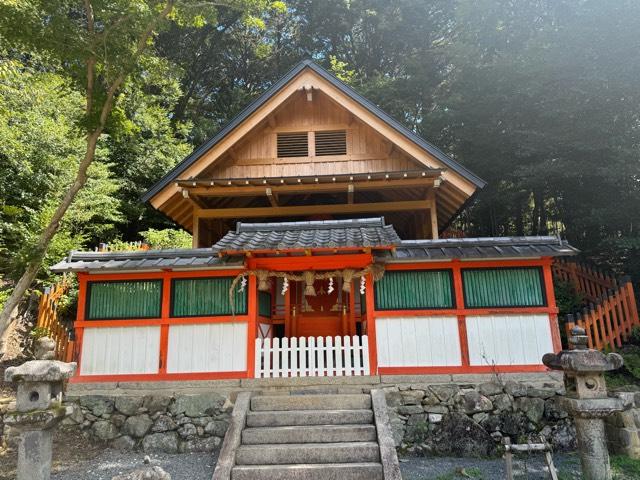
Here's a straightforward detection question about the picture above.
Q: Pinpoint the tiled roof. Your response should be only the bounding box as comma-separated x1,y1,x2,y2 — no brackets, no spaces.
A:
50,248,242,273
214,217,401,252
382,236,579,262
50,223,578,273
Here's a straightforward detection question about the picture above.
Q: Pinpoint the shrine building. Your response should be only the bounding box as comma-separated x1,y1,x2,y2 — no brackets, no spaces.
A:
52,60,578,383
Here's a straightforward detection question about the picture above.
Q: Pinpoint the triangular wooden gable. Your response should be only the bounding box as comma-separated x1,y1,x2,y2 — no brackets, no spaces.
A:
143,61,485,241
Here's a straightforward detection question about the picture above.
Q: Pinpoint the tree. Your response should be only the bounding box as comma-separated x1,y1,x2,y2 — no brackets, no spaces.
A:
0,58,122,281
0,0,275,346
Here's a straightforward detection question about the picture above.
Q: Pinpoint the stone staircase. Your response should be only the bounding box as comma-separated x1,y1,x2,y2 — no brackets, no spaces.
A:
227,393,391,480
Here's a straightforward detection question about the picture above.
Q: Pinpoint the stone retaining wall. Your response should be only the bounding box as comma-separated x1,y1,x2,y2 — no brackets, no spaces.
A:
3,392,234,454
0,396,9,451
382,379,576,456
606,392,640,459
0,373,581,457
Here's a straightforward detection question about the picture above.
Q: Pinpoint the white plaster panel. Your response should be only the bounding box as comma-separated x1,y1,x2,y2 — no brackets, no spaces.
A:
167,322,247,373
81,326,160,375
466,314,554,366
375,316,462,367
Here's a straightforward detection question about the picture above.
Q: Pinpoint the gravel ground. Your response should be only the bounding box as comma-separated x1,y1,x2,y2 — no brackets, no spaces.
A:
39,448,582,480
399,454,582,479
50,451,219,480
1,425,585,480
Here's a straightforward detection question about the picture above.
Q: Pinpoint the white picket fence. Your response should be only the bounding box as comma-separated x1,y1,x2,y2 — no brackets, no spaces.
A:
254,335,370,378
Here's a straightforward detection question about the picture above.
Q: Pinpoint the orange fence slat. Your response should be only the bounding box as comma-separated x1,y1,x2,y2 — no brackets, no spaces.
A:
556,259,639,351
34,278,73,362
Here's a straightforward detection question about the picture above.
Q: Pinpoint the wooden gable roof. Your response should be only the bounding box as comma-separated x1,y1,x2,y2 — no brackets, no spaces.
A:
142,60,486,240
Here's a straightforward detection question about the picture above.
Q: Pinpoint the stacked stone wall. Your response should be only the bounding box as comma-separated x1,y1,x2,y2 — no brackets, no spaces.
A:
0,395,9,451
606,392,640,459
383,380,577,456
3,392,233,454
0,375,586,457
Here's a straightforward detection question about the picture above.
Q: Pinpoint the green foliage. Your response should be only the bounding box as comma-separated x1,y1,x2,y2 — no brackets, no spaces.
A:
329,56,356,85
140,228,192,249
621,347,640,381
0,285,9,311
629,327,640,347
611,455,640,480
29,326,50,340
0,58,122,281
554,280,584,316
1,0,640,301
606,345,640,389
462,467,483,479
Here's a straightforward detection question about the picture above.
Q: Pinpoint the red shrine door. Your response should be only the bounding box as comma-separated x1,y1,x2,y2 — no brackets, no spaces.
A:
289,279,354,337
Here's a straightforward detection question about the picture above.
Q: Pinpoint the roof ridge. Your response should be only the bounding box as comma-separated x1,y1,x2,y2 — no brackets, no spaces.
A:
236,217,386,233
69,248,217,261
401,236,563,245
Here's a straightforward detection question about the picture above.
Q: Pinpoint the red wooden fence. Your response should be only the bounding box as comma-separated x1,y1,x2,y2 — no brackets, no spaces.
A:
36,278,74,362
553,258,618,303
554,259,640,351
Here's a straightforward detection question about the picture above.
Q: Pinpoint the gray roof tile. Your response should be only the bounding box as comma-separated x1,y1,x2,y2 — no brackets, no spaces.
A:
383,236,579,262
50,223,578,273
214,217,401,252
50,248,242,273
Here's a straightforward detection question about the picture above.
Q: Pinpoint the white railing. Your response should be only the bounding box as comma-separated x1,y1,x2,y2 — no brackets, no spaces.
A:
254,335,370,378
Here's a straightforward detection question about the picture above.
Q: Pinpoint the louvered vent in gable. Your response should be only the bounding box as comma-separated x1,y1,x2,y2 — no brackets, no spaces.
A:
277,132,309,157
315,130,347,156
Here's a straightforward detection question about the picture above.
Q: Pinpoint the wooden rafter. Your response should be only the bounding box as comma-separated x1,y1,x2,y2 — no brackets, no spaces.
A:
266,187,279,207
347,184,354,204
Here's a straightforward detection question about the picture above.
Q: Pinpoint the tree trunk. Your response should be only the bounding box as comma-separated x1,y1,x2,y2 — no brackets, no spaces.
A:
0,1,177,353
0,131,101,351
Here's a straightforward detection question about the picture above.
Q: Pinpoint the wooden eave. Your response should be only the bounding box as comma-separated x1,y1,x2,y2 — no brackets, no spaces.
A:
176,169,441,196
157,171,461,236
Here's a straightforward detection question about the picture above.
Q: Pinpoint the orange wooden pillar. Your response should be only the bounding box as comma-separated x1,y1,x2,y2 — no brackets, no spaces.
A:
74,273,88,375
542,259,563,353
349,282,357,336
364,273,377,375
246,274,258,378
284,283,291,337
158,272,171,374
452,261,470,367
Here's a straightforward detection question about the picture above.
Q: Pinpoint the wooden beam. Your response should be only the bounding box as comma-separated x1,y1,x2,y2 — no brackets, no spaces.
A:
347,184,354,204
266,187,278,207
180,188,207,209
427,188,439,239
196,199,433,219
192,211,200,248
184,177,436,197
303,85,313,101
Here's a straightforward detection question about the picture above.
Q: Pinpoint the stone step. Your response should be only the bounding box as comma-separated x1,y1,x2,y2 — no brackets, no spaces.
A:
242,424,377,444
246,409,374,427
235,442,381,465
232,462,384,480
251,394,371,412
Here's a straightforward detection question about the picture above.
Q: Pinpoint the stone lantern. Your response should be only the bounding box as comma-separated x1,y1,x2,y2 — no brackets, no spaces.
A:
542,326,631,480
4,337,76,480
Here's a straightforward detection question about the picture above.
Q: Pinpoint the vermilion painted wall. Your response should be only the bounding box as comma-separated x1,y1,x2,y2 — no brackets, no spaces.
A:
70,257,560,383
